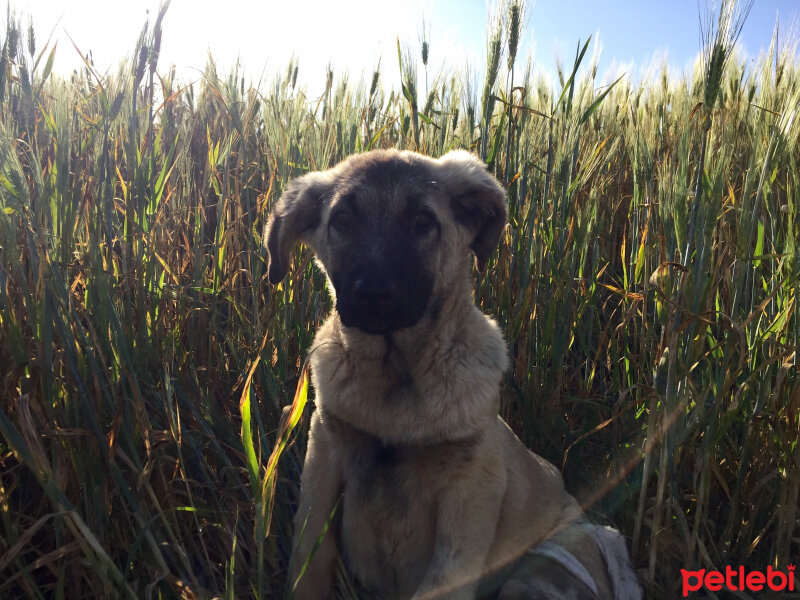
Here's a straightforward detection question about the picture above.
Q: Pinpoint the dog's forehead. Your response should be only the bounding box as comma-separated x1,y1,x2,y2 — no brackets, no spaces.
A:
332,154,440,209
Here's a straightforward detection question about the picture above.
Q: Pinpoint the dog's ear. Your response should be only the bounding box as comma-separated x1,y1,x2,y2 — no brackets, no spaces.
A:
264,171,334,284
437,150,508,273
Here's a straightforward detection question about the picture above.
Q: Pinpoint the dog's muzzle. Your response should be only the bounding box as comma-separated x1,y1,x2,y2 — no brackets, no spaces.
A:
335,270,429,335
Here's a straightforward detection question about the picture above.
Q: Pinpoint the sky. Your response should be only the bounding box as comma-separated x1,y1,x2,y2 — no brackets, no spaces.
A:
18,0,800,95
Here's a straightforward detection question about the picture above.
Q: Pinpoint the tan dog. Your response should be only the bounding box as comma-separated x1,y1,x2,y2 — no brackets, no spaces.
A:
265,149,640,599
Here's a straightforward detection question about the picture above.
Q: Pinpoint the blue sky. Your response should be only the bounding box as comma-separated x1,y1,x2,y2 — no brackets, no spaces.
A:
425,0,798,81
22,1,800,93
532,0,796,68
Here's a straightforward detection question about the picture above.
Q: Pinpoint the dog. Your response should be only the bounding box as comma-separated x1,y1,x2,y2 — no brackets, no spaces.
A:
265,149,641,599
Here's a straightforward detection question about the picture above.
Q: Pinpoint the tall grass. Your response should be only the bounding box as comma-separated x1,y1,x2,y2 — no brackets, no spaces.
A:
0,0,798,598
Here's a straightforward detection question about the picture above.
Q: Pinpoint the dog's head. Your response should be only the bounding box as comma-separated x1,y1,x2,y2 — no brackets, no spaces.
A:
264,149,507,335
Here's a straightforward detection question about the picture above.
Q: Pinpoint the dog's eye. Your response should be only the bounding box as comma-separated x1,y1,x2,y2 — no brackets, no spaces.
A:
330,211,352,234
411,211,437,236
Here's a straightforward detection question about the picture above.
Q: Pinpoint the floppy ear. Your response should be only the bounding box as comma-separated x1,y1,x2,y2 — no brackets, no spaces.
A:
437,150,508,272
264,171,333,284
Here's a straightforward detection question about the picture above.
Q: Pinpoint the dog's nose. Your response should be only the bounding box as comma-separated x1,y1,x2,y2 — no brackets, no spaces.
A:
353,277,394,306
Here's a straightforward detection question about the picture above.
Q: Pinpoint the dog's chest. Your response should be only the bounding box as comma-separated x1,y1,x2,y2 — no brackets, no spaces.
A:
334,425,478,596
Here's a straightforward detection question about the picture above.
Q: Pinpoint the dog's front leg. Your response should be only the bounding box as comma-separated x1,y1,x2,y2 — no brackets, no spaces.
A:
289,412,342,600
412,455,506,600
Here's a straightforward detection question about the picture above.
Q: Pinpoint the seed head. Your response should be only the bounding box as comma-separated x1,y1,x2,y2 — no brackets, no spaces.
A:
699,0,753,116
370,66,380,98
507,1,522,71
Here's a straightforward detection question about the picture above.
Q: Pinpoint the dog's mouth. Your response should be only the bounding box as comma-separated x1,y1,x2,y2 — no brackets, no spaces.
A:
343,315,396,335
337,301,419,335
335,283,429,335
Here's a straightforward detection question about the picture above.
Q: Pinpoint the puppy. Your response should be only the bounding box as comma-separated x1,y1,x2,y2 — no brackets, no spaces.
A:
265,149,640,599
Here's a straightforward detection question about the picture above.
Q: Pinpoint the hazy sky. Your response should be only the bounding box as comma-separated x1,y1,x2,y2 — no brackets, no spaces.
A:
20,1,800,94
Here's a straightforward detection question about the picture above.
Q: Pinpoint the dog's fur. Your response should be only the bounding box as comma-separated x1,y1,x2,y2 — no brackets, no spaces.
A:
265,149,640,599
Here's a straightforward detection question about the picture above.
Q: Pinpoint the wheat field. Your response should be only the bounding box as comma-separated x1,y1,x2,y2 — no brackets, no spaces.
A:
0,1,798,598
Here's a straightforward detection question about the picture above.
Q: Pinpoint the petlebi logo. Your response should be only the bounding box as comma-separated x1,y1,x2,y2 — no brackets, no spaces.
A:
681,564,796,596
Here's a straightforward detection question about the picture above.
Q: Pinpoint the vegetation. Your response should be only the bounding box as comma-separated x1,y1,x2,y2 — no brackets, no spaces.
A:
0,0,797,597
